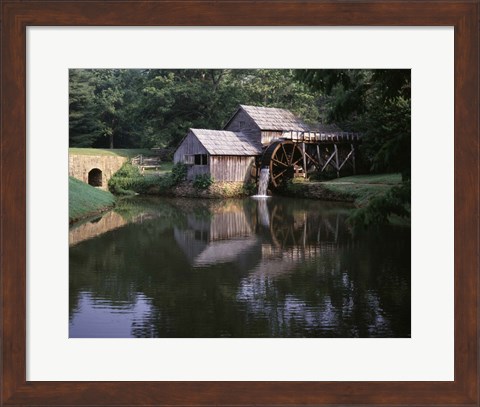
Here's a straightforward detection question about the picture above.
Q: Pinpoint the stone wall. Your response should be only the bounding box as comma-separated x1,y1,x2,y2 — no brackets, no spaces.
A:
69,154,127,190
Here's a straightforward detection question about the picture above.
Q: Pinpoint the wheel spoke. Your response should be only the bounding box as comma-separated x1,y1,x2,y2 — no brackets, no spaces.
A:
272,158,289,167
272,167,289,180
288,147,294,165
281,145,288,165
292,157,303,166
266,142,303,187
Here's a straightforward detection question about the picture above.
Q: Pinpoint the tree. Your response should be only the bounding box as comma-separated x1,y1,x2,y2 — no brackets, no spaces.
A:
69,70,102,147
69,69,326,149
295,69,411,179
295,69,411,224
92,70,125,149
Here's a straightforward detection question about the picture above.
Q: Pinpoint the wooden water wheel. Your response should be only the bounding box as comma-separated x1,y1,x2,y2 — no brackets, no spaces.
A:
261,140,303,188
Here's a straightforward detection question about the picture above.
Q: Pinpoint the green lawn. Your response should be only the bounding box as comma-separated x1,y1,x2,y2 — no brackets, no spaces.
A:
323,173,402,185
321,173,402,207
69,177,116,223
69,148,156,158
142,161,174,175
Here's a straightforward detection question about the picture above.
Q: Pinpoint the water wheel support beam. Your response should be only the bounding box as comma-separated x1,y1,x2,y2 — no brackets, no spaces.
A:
351,144,356,175
302,142,307,177
305,151,320,168
316,145,322,167
334,144,340,177
321,150,337,172
338,149,354,171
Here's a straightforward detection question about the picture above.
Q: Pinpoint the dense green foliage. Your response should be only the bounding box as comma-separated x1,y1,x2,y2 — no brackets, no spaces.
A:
108,162,187,195
349,181,411,226
69,69,320,149
295,69,410,178
193,174,214,190
321,174,407,221
169,162,188,184
69,176,116,222
295,69,411,224
107,163,145,195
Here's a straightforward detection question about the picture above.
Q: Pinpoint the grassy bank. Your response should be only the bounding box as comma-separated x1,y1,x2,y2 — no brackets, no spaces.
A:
143,161,174,175
284,173,409,226
69,148,155,158
284,173,402,205
69,177,116,223
321,174,402,207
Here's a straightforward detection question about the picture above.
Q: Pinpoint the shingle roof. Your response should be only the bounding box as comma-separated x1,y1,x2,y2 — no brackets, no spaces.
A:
190,129,262,156
240,105,310,131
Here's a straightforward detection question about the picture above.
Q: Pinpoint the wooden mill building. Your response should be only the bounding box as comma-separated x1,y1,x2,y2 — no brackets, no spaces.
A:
173,128,262,181
173,104,360,184
223,104,310,146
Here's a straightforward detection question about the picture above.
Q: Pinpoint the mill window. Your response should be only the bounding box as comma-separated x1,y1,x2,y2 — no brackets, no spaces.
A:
194,154,208,165
184,154,195,165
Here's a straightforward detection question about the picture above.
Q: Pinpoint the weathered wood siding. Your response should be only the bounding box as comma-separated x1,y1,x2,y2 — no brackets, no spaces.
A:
210,156,255,182
174,131,257,182
173,131,210,180
173,131,208,161
261,130,284,145
224,110,261,145
185,163,210,180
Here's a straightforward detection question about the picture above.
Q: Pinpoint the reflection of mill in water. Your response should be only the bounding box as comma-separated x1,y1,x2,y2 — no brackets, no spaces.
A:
173,199,345,271
173,201,260,267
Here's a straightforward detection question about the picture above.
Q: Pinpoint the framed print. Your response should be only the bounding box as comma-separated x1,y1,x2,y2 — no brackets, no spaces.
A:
1,1,478,406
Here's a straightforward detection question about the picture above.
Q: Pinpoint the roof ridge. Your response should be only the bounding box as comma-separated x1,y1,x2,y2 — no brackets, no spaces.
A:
191,128,236,133
240,104,290,110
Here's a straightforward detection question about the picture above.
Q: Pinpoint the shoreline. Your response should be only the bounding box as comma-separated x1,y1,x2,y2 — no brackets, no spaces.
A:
69,204,116,225
144,179,359,203
128,178,383,206
70,174,406,225
69,176,117,225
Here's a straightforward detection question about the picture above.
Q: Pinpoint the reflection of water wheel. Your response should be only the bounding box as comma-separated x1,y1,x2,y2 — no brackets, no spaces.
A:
261,140,303,188
269,205,305,247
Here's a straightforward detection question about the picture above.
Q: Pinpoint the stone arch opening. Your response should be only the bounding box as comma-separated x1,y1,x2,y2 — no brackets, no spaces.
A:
88,168,103,187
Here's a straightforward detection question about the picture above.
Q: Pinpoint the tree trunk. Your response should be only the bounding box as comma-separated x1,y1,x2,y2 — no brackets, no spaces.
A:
109,134,114,149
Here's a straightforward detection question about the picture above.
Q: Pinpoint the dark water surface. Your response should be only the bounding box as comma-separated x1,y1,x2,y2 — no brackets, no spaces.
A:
69,197,411,338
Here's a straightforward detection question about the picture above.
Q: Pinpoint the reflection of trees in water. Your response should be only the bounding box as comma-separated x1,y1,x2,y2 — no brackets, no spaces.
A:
69,198,186,320
69,197,410,338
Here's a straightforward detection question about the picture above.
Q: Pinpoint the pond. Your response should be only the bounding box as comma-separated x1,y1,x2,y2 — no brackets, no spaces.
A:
69,196,411,338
